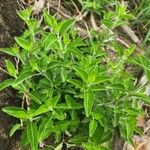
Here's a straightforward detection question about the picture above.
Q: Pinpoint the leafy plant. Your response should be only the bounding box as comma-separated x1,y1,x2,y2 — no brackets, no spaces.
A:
0,6,150,150
78,0,115,15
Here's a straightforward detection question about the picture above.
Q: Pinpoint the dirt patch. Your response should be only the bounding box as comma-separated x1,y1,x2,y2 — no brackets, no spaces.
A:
0,0,23,149
0,0,23,47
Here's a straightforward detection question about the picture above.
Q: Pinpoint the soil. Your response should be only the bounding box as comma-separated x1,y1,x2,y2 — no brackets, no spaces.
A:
0,0,23,150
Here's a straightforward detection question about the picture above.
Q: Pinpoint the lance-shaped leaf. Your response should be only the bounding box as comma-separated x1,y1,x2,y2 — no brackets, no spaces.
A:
43,11,58,32
68,134,88,144
13,66,33,86
65,95,83,109
89,119,98,137
0,48,17,57
59,19,75,35
133,94,150,105
54,110,66,120
9,124,21,137
38,116,53,142
84,89,94,117
131,55,150,80
5,60,17,78
42,33,57,49
27,122,38,150
67,79,83,89
0,79,13,91
15,37,32,51
2,107,29,119
74,66,88,83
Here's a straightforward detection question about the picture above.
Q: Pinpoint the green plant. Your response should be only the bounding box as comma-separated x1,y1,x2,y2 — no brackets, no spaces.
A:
0,7,150,150
78,0,116,15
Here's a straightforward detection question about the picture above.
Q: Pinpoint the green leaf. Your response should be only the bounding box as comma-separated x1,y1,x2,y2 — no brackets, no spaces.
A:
27,122,38,150
106,84,126,91
59,19,75,35
133,94,150,105
5,60,17,78
89,119,98,137
38,116,53,142
50,95,60,107
0,48,17,57
32,105,49,117
13,69,33,86
17,7,32,22
29,59,39,71
67,79,83,89
15,37,32,51
54,110,66,120
82,142,101,150
0,79,13,91
20,129,29,148
60,67,68,82
94,75,109,85
55,103,70,110
74,66,88,83
55,143,63,150
67,38,85,48
55,121,70,132
84,89,94,117
2,107,29,119
32,96,59,117
65,95,83,109
125,118,135,142
90,126,104,145
92,110,103,121
43,11,58,32
29,92,42,104
131,55,150,80
124,45,136,56
68,134,88,144
42,33,57,49
9,124,21,137
26,18,39,32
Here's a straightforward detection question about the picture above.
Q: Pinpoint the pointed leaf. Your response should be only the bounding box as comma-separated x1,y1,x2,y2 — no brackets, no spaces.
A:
29,92,42,104
17,7,32,22
0,79,13,91
38,116,53,142
68,134,88,144
27,122,38,150
89,119,98,137
10,124,21,137
84,89,94,117
5,60,17,78
42,33,57,49
54,110,66,120
67,79,83,89
134,94,150,105
15,37,32,51
94,75,109,84
59,19,75,35
74,66,88,83
55,143,63,150
2,107,29,119
0,48,17,57
13,69,33,86
43,11,58,32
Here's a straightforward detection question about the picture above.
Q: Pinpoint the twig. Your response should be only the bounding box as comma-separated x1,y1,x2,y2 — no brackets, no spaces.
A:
0,67,8,74
57,0,61,17
116,37,130,48
121,25,141,47
90,12,99,30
